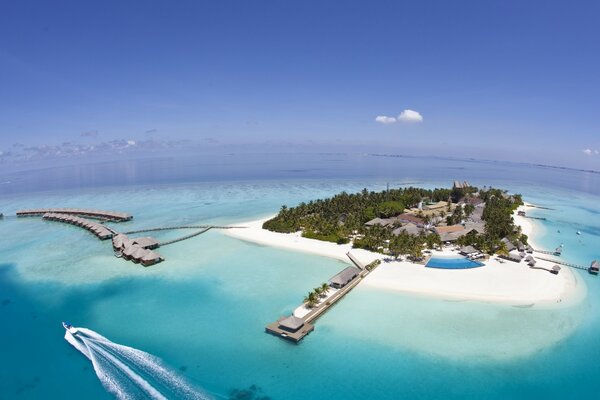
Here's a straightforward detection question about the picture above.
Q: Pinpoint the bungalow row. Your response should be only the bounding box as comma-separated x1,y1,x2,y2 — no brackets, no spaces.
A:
112,233,163,266
43,213,113,240
18,208,132,222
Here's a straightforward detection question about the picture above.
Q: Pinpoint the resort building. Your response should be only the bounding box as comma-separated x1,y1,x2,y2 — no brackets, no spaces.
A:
453,180,471,189
397,213,425,226
329,266,360,289
364,217,394,227
278,315,305,333
435,225,466,242
501,237,516,252
504,250,523,263
392,222,422,236
423,201,449,211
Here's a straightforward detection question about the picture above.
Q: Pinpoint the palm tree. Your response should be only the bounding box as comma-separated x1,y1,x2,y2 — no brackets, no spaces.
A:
496,241,509,258
313,287,323,297
303,291,319,308
320,283,329,296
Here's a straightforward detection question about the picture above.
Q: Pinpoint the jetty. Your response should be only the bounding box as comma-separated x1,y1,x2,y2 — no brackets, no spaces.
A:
18,208,132,222
533,255,592,273
265,255,380,343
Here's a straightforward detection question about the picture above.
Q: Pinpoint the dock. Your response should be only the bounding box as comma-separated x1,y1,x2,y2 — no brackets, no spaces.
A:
265,255,381,343
533,255,589,272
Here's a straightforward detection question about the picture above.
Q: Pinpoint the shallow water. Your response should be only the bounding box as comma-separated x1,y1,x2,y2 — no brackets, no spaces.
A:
1,155,599,399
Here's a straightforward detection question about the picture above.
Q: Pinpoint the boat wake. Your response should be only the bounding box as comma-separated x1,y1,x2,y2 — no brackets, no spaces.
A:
64,327,211,400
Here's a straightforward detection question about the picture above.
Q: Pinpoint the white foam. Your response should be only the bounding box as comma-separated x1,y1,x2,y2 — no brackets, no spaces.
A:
64,327,210,400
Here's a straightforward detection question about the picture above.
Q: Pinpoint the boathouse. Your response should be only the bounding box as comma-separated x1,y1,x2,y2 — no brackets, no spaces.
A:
329,266,360,289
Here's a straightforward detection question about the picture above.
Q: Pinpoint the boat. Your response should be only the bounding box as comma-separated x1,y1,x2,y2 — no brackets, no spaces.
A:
62,321,79,335
577,231,581,235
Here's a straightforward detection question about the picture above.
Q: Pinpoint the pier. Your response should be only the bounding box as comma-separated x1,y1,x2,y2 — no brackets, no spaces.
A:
533,255,589,272
18,208,132,222
265,255,381,343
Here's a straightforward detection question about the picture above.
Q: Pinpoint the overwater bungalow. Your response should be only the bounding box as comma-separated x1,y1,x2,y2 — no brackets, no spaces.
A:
590,260,599,275
140,250,163,266
132,237,160,249
278,315,305,333
329,266,360,289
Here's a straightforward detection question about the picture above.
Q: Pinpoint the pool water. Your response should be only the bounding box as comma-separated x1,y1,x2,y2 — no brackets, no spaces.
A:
426,256,485,269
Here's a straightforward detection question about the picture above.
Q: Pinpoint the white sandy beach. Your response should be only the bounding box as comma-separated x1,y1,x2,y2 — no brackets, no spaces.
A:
225,204,586,308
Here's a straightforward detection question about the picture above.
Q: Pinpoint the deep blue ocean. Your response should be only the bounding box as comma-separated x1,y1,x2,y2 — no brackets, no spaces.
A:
1,153,599,399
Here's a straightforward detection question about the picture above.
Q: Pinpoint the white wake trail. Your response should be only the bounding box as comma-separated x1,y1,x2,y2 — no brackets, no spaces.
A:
64,327,211,400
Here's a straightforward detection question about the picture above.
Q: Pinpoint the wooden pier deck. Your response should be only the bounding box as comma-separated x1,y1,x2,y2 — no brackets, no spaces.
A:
18,208,132,222
265,319,315,342
533,255,588,271
265,255,380,343
158,227,212,246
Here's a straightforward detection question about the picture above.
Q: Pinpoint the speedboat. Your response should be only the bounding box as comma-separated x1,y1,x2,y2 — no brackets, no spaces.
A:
577,231,582,235
62,321,79,335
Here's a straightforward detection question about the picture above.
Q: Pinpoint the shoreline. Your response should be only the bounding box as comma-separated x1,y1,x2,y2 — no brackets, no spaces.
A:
224,205,586,309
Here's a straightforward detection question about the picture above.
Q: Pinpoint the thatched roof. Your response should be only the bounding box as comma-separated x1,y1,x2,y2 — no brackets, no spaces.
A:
279,315,305,331
329,266,360,287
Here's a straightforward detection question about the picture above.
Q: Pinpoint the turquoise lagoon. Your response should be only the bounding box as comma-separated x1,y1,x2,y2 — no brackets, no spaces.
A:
1,154,600,399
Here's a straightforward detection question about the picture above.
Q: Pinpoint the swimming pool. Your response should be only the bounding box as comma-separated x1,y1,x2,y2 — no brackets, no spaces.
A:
426,256,485,269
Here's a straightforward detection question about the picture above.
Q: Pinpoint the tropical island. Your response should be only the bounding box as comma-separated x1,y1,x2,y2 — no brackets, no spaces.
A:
263,181,527,260
226,182,586,309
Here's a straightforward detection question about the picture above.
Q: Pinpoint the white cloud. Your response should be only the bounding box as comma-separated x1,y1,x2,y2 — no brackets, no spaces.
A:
583,148,598,156
375,115,397,124
398,109,423,123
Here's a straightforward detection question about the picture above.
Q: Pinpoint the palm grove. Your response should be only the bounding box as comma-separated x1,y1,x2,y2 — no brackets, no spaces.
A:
263,186,526,260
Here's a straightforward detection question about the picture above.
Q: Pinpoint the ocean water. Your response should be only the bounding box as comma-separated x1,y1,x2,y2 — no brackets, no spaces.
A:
0,154,599,399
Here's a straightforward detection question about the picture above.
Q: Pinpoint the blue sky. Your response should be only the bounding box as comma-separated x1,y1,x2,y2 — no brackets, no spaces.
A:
1,0,599,168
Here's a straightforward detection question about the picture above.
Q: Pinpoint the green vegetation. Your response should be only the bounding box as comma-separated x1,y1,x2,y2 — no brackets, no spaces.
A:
456,188,525,253
303,283,330,308
264,185,524,257
263,187,455,242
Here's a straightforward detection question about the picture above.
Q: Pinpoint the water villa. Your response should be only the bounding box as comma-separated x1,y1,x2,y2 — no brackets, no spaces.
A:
43,213,114,240
590,260,599,275
18,208,132,222
112,233,164,266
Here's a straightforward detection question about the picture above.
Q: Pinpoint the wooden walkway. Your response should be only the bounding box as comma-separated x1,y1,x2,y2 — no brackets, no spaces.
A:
158,227,212,246
123,225,244,235
266,255,380,343
533,255,588,271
